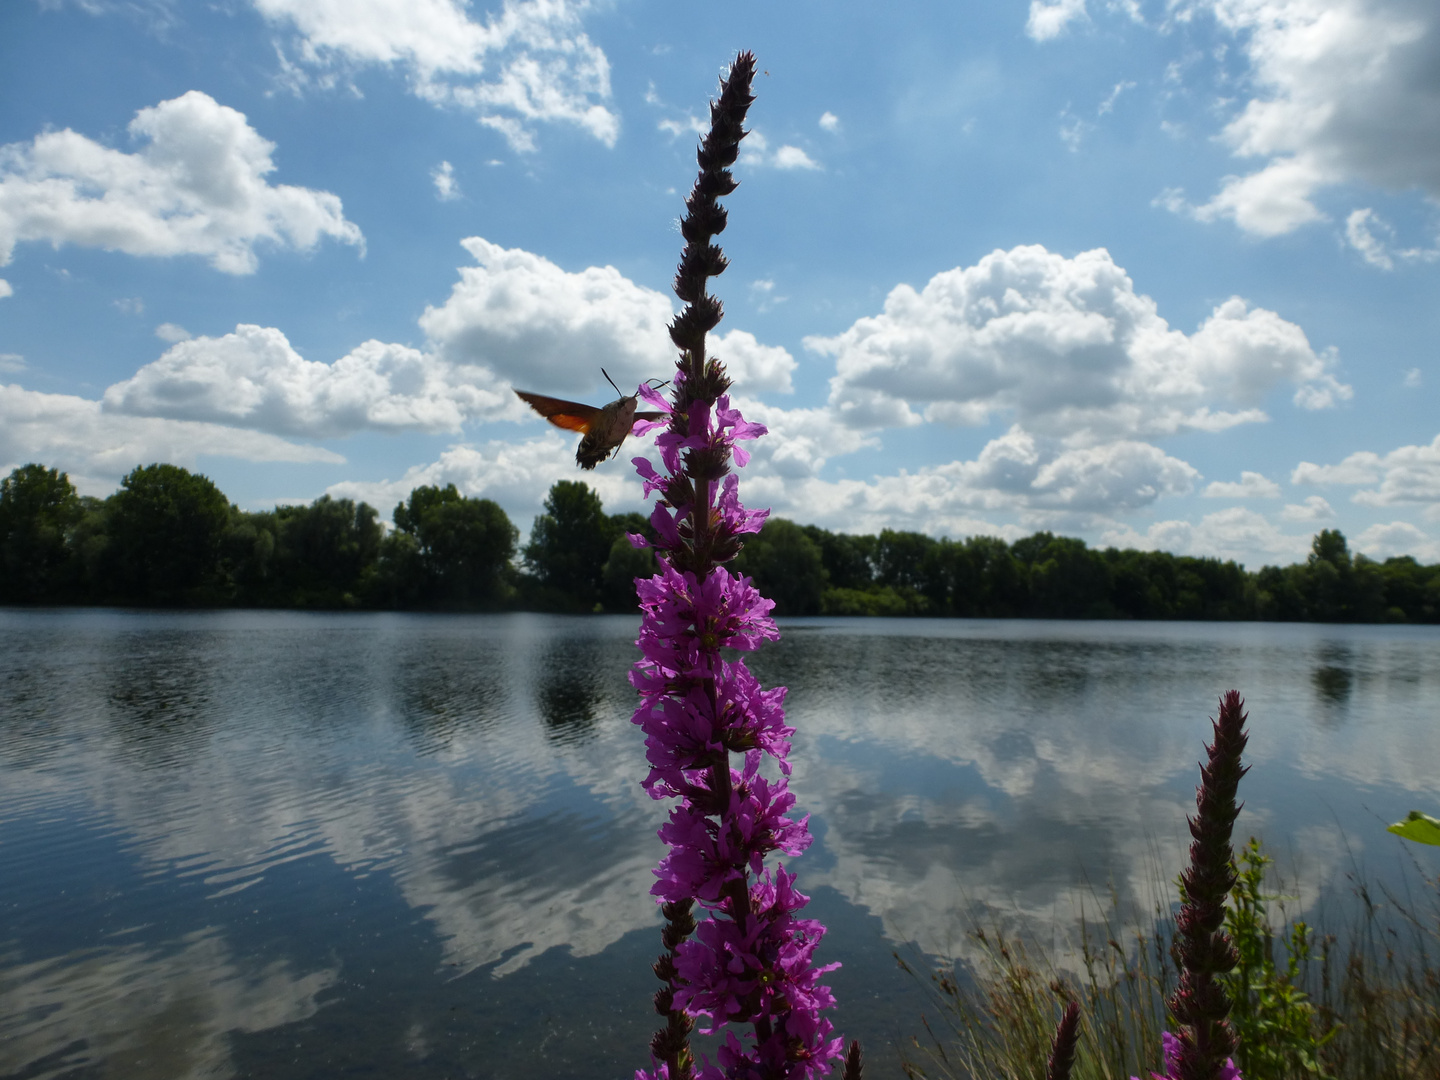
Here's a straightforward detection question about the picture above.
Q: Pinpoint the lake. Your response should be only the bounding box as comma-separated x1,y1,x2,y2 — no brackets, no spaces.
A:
2,610,1439,1079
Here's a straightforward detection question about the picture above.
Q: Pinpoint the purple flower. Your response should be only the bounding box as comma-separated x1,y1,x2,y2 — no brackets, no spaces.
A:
651,757,810,901
713,661,792,766
648,501,685,552
672,869,843,1079
634,456,672,499
633,663,793,800
715,475,769,537
629,403,844,1079
713,396,768,467
632,51,848,1080
1129,1033,1242,1080
634,563,778,680
633,381,673,436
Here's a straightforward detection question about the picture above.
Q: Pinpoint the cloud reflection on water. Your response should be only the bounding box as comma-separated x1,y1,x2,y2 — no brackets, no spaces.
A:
0,929,335,1080
755,620,1440,964
2,612,1439,1075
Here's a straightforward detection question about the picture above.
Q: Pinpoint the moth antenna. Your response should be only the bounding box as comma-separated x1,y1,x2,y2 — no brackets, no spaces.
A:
602,368,623,398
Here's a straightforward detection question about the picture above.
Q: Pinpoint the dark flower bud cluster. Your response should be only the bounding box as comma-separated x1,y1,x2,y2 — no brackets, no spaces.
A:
1166,691,1248,1080
1046,1001,1081,1080
1133,692,1249,1080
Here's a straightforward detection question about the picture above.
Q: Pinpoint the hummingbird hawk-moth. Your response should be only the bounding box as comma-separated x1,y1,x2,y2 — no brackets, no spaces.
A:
514,370,667,470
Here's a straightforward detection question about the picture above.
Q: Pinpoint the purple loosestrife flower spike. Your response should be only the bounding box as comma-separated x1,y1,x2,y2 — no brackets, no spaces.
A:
1045,1001,1081,1080
1166,691,1249,1080
632,50,855,1080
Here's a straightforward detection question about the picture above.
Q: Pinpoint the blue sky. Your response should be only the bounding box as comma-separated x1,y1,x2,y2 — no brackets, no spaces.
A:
2,0,1437,567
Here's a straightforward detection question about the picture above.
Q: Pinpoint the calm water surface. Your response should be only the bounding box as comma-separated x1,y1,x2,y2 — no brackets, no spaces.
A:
2,610,1439,1079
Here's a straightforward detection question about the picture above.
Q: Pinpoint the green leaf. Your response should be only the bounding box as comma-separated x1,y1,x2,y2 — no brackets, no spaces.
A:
1387,811,1440,846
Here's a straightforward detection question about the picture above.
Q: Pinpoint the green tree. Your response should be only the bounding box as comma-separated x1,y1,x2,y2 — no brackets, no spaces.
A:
964,535,1028,617
0,464,83,603
523,481,616,611
597,510,658,612
1305,528,1353,622
367,529,424,609
916,537,966,615
1348,552,1388,623
104,463,231,605
802,525,874,591
1107,548,1172,619
1377,556,1440,622
1256,563,1307,621
873,529,938,594
600,533,658,612
732,517,828,615
218,507,278,604
69,496,111,601
267,495,382,607
392,484,517,608
1293,529,1385,623
1019,533,1113,618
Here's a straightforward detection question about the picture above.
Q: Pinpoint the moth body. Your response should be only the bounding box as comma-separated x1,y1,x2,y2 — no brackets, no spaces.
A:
514,387,664,470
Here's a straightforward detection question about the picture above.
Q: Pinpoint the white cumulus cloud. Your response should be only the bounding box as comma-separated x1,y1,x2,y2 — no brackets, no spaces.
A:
1028,0,1088,41
418,236,797,398
1344,207,1438,269
432,160,461,201
87,237,796,446
1346,208,1396,269
0,91,363,274
711,330,796,394
325,431,645,526
741,423,1197,530
1100,506,1313,566
1192,156,1328,236
102,324,509,438
809,245,1347,439
1355,520,1440,560
1190,0,1440,237
254,0,618,152
772,145,821,171
419,236,676,395
1292,432,1440,507
1204,470,1281,498
346,402,1200,540
1280,494,1335,521
740,131,822,171
0,279,11,298
0,383,343,495
731,397,878,480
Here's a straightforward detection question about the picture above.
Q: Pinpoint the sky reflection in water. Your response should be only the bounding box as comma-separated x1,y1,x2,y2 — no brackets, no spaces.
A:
2,611,1438,1079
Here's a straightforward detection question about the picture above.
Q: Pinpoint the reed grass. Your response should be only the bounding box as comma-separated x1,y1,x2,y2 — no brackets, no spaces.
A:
897,841,1440,1080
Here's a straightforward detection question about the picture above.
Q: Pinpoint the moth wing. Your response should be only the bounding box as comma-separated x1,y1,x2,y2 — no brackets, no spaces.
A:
515,390,601,434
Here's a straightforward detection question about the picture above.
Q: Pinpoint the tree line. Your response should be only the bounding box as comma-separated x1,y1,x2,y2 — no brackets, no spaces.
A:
732,518,1440,623
1,461,1437,622
0,462,648,612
